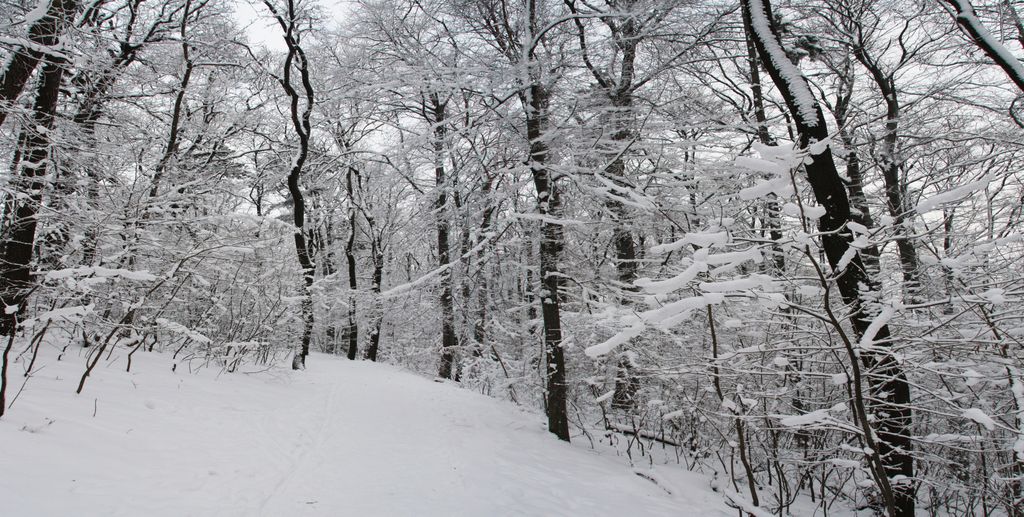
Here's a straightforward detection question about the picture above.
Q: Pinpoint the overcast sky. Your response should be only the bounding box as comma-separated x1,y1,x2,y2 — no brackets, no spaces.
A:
233,0,349,51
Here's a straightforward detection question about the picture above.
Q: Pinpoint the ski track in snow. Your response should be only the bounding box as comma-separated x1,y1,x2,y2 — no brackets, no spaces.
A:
1,350,730,517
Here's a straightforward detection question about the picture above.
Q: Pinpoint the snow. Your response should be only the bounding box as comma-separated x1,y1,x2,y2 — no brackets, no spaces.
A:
779,408,832,427
644,294,723,330
947,0,1024,88
858,305,897,349
738,177,794,201
698,275,773,293
977,288,1007,304
962,407,996,431
586,292,730,356
847,221,869,235
703,248,764,266
634,260,707,295
594,389,616,403
829,459,862,469
33,304,94,323
1010,366,1024,460
802,205,826,220
915,176,991,214
722,488,774,517
634,248,763,298
745,0,820,126
585,323,644,357
835,246,858,272
734,156,787,176
512,212,586,226
155,317,212,344
649,231,728,254
44,266,158,282
1,350,730,517
758,292,787,309
24,0,51,25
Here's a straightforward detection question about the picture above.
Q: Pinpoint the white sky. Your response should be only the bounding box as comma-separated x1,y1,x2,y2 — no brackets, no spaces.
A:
233,0,350,51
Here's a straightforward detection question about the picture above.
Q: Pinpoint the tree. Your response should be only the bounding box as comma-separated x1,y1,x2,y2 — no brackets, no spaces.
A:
261,0,317,370
941,0,1024,94
0,55,64,416
0,0,78,128
741,0,914,514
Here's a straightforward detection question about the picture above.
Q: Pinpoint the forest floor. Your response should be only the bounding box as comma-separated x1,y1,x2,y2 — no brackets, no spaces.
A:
0,346,733,516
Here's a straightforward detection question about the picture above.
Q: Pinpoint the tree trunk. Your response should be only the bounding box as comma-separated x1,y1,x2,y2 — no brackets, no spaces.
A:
473,176,496,352
345,166,359,360
431,96,460,380
741,1,913,515
527,82,570,442
0,0,78,129
148,0,194,203
0,59,64,337
852,48,921,301
365,247,384,362
942,0,1024,92
262,0,316,370
742,7,786,271
831,58,882,275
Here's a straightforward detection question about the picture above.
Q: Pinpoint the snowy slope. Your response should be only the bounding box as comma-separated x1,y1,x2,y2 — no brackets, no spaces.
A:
1,350,731,517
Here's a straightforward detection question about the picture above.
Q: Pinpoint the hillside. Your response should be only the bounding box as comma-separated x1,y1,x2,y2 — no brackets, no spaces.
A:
0,350,731,516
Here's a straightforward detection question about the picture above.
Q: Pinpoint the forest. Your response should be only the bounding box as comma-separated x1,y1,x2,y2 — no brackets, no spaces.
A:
2,0,1024,515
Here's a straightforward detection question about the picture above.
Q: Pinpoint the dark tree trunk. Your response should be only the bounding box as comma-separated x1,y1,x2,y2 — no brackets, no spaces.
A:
0,57,64,420
607,104,638,288
0,0,78,129
262,0,316,370
365,249,384,362
454,0,568,439
852,48,921,300
742,1,913,515
1,59,65,337
431,96,460,380
526,83,570,442
115,0,196,339
570,0,641,412
742,6,785,273
831,59,882,276
345,166,359,360
942,0,1024,92
148,0,194,203
74,47,138,266
473,176,496,352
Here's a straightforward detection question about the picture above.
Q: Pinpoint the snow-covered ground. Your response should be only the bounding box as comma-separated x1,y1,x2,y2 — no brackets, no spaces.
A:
1,348,731,516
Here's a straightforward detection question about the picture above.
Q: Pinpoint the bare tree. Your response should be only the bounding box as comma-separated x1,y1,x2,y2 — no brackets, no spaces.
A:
741,0,914,514
262,0,317,370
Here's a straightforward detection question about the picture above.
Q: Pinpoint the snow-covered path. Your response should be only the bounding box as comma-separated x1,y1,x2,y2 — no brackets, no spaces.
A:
1,351,729,516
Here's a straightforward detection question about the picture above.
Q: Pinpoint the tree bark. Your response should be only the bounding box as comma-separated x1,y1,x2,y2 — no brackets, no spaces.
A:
430,95,460,380
568,0,641,412
148,6,194,203
473,175,496,352
365,241,384,362
852,46,921,301
345,166,359,360
262,0,316,370
831,58,882,275
527,81,570,442
0,58,64,337
0,0,78,129
942,0,1024,93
